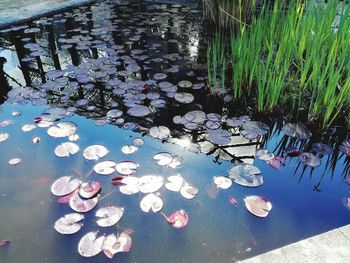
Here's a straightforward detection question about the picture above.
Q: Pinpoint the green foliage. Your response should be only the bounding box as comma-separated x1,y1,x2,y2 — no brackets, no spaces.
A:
207,0,350,128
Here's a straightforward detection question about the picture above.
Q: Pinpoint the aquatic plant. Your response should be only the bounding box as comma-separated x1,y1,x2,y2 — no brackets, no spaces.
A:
207,0,350,128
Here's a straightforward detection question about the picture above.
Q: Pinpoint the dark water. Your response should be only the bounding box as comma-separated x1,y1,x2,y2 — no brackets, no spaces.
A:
0,1,349,263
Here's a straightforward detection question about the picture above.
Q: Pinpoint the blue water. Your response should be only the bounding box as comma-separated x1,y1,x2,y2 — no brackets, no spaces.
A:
0,1,349,263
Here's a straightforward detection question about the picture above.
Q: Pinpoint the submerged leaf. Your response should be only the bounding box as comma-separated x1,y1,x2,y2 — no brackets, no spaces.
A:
54,213,84,234
244,195,272,217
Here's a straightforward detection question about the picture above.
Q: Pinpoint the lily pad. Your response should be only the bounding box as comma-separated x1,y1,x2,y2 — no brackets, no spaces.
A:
121,145,138,154
244,195,272,217
93,161,117,175
165,175,184,192
83,145,109,161
119,177,140,195
340,140,350,156
78,232,105,257
298,152,321,167
241,121,269,140
282,123,312,140
228,164,263,187
150,126,170,140
54,213,84,234
174,92,194,104
69,192,99,213
180,184,198,199
140,193,163,213
0,133,9,142
79,181,101,199
54,142,79,157
255,149,274,161
312,143,333,155
213,176,232,189
165,210,189,229
115,161,138,175
153,152,173,166
47,122,77,138
21,124,37,132
132,138,144,147
102,233,132,259
127,105,151,117
8,158,22,165
95,205,124,227
51,176,81,196
207,129,231,145
138,175,164,193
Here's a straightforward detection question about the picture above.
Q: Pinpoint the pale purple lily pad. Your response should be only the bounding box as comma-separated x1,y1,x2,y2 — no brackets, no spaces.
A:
298,152,321,167
150,126,170,140
340,140,350,156
241,121,269,139
228,164,263,187
312,143,333,155
127,105,151,117
282,123,312,140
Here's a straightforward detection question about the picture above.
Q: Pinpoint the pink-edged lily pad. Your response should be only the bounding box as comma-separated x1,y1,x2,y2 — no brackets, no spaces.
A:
83,145,109,161
57,191,75,204
32,136,40,144
78,232,105,257
164,210,189,229
95,205,124,227
115,161,138,175
102,233,132,259
54,213,84,234
269,156,285,170
140,193,163,213
79,181,101,199
69,192,99,213
93,161,116,175
244,195,272,217
51,176,81,196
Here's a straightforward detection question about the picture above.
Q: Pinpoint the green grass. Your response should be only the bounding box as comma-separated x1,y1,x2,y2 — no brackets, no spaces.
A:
206,0,350,128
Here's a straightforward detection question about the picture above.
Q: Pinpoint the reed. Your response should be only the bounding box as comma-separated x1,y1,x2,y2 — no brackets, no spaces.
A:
206,0,350,128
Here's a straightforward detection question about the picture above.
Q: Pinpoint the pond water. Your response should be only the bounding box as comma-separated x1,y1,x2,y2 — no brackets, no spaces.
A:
0,1,349,262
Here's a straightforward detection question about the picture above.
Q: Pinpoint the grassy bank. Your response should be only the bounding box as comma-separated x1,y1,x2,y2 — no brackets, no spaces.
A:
206,0,350,128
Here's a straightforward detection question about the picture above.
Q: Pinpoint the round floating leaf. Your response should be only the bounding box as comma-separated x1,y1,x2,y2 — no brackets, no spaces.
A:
115,161,138,175
165,175,184,192
106,109,123,119
119,177,140,195
180,184,198,199
32,136,40,144
178,80,192,88
102,233,132,259
140,193,163,213
69,192,99,213
255,149,275,161
0,133,9,142
47,122,77,138
213,176,232,189
241,121,269,139
57,192,75,204
51,176,81,196
244,195,272,218
226,117,243,127
282,123,312,140
83,145,109,161
228,164,263,187
298,152,321,167
54,142,79,157
312,143,333,155
174,92,194,104
127,105,151,117
93,161,116,175
153,152,173,166
79,181,101,199
132,138,144,147
165,210,189,229
95,205,124,227
184,110,206,124
168,155,183,168
342,197,350,211
54,213,84,234
8,158,22,165
207,129,231,145
78,232,105,258
21,124,37,132
121,145,138,154
139,175,164,193
150,126,170,140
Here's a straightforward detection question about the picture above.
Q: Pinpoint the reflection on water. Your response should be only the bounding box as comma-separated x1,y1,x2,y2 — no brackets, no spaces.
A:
0,1,349,263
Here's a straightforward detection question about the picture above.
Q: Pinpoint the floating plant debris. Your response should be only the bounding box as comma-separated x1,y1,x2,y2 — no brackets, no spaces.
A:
95,205,124,227
93,161,117,175
244,196,272,218
228,164,263,187
54,142,79,157
51,176,81,196
140,193,163,213
83,145,109,161
54,213,84,234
